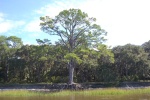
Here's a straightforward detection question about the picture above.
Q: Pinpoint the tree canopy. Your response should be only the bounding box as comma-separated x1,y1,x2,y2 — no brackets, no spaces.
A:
40,8,109,84
0,35,150,83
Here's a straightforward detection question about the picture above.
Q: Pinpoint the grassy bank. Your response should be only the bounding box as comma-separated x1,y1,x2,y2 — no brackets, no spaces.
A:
0,88,150,97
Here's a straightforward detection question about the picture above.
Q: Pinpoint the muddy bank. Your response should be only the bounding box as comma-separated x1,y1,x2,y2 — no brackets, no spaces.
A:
0,82,150,91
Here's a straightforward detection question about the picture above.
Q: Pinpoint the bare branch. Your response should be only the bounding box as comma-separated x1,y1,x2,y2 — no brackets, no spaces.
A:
73,25,89,41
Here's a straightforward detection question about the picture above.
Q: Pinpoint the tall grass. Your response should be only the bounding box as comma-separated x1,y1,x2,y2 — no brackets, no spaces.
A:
48,88,150,96
77,88,150,96
0,88,150,97
0,90,41,97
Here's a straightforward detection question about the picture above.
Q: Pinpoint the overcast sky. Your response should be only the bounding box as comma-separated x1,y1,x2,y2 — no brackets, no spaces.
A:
0,0,150,47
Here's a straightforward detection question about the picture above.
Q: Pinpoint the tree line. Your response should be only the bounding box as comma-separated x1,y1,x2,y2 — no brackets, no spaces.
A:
0,35,150,83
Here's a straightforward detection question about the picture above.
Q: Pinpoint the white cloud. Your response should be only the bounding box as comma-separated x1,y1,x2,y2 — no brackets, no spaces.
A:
25,0,82,33
0,13,3,17
35,4,62,17
78,0,150,46
79,0,150,47
33,0,150,47
0,21,12,33
0,13,4,22
0,20,25,33
35,0,83,17
0,13,25,34
23,40,38,45
24,19,41,33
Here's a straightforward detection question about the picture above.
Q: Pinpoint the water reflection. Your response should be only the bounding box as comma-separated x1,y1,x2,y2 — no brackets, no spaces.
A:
0,94,150,100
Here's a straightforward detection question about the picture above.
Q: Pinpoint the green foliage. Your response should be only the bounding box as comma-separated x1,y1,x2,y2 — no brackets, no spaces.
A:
64,53,82,64
97,44,114,63
0,35,150,83
7,36,23,48
50,76,68,83
0,36,23,82
38,56,47,61
40,8,107,84
112,44,150,81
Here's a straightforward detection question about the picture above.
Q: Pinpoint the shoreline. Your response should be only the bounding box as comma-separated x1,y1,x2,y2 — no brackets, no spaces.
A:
1,82,150,91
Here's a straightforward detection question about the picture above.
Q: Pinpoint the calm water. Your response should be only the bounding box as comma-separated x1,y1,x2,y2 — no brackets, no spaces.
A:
0,94,150,100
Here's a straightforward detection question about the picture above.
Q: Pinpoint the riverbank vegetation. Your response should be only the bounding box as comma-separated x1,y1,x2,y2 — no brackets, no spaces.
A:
0,88,150,97
0,35,150,84
0,9,150,84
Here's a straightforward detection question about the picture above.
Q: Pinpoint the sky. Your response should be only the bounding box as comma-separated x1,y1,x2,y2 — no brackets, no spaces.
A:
0,0,150,47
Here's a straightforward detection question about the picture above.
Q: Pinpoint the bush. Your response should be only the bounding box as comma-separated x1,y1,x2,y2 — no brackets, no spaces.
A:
50,76,68,83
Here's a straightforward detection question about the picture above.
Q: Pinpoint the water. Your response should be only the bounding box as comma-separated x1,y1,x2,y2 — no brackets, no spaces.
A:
0,94,150,100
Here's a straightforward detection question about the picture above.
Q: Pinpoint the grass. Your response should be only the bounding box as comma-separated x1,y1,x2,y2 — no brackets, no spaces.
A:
0,90,39,97
0,88,150,97
49,88,150,96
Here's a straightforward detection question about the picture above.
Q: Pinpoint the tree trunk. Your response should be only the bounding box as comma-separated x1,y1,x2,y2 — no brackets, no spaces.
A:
68,36,75,85
4,60,9,82
68,61,74,84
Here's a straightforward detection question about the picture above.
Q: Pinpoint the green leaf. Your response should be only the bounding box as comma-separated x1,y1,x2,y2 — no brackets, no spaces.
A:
64,53,82,64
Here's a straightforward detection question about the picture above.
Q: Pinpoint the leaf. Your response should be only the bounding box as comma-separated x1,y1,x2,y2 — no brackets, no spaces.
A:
64,53,82,64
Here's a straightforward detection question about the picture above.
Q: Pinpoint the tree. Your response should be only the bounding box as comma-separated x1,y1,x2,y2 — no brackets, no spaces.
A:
75,44,114,82
0,36,8,82
40,8,107,84
142,40,150,60
0,36,23,82
112,44,150,81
